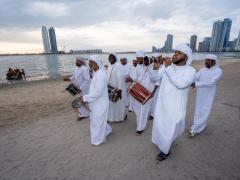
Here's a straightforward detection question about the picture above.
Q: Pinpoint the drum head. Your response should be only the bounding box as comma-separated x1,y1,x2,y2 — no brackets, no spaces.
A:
72,98,81,108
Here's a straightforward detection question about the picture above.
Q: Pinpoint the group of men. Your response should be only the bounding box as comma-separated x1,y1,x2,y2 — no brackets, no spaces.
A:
65,43,222,161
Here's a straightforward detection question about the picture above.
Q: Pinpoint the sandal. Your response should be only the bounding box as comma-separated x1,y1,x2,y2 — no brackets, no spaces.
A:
156,151,171,161
188,131,197,137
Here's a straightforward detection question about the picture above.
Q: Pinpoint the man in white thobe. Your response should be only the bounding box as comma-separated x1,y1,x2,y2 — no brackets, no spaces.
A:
80,55,112,146
152,43,196,161
119,56,131,107
107,53,127,122
127,51,155,135
64,57,90,120
189,54,222,136
149,53,163,120
128,59,138,112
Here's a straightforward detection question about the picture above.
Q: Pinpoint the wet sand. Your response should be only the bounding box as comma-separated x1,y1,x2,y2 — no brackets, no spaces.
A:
0,59,240,180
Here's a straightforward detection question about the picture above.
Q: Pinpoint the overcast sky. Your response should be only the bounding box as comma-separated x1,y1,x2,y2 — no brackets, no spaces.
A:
0,0,240,53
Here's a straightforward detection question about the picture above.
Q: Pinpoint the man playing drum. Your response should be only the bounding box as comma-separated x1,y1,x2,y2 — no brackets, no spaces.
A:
80,55,112,146
126,51,157,135
64,57,91,120
107,53,127,122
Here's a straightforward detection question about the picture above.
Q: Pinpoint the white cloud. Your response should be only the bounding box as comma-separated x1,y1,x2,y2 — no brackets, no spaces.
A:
0,0,240,53
26,2,70,18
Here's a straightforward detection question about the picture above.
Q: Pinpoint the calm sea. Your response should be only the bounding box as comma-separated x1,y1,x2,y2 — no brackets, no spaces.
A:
0,52,239,84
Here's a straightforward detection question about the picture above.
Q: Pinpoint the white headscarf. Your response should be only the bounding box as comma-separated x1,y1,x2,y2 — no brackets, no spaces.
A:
76,56,86,65
89,55,103,69
206,54,219,66
152,53,161,58
136,50,146,58
119,55,128,62
175,43,193,65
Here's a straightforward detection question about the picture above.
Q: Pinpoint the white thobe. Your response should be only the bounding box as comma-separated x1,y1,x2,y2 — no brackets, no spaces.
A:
70,66,90,117
132,64,155,131
107,63,126,122
119,63,131,107
152,64,196,154
191,65,222,133
128,65,138,112
83,69,112,145
149,65,163,117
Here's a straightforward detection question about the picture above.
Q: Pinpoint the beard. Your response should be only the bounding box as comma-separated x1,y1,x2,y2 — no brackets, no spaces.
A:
172,58,183,65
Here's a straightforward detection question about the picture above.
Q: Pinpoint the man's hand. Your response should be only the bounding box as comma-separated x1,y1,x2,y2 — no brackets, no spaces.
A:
126,76,133,83
150,85,159,98
191,82,196,88
79,96,84,102
163,57,172,67
63,76,70,81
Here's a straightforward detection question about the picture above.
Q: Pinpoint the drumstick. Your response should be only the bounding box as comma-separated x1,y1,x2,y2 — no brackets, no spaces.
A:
79,98,91,112
81,102,91,112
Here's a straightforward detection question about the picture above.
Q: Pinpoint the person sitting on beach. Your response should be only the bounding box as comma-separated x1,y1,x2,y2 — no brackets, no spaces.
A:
64,57,91,120
189,54,222,137
79,55,112,146
7,68,15,79
152,43,196,161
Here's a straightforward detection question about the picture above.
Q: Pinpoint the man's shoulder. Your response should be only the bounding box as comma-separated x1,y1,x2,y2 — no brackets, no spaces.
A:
186,66,197,73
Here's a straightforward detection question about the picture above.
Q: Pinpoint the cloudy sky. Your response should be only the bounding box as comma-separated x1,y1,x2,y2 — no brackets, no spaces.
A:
0,0,240,53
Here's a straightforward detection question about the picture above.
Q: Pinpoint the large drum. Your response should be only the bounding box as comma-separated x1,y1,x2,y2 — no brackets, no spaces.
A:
127,82,151,104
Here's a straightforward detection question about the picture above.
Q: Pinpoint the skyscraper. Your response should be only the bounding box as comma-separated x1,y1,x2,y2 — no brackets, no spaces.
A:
49,27,58,53
202,37,211,52
210,20,223,51
210,18,232,52
219,18,232,51
41,26,51,53
198,42,203,52
166,34,173,52
235,31,240,51
190,35,197,51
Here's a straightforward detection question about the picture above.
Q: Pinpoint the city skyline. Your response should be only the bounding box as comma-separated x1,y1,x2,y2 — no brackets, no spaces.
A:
0,0,240,54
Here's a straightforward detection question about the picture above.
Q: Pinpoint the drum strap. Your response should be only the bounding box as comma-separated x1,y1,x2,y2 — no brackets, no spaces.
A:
108,64,117,89
138,65,149,83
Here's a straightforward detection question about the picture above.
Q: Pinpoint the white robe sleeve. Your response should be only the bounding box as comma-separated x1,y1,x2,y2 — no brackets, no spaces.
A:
117,68,123,90
195,69,222,87
165,66,196,89
83,74,105,103
81,68,90,89
69,70,76,81
195,69,202,81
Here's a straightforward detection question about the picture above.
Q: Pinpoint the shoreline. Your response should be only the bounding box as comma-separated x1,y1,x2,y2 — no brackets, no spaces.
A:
1,58,239,87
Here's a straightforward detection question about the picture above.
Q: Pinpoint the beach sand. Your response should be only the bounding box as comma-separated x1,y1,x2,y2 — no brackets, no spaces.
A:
0,59,239,180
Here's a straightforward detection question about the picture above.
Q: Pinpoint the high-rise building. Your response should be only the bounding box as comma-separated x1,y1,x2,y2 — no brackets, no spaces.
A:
235,31,240,51
228,39,237,51
41,26,51,53
202,37,211,52
49,27,58,53
198,42,203,52
210,18,232,52
219,18,232,51
166,34,173,52
210,20,224,51
190,35,197,51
